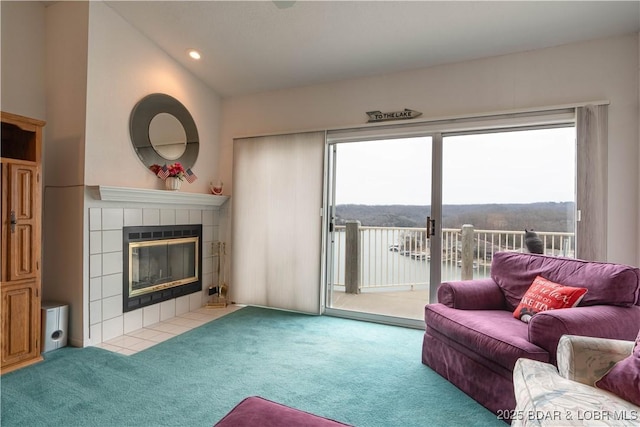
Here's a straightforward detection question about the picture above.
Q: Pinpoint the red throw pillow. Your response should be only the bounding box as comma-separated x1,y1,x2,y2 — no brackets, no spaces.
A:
595,331,640,406
513,276,588,323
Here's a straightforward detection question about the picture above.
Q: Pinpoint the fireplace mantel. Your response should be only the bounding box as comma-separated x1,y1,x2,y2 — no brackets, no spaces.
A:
88,185,229,208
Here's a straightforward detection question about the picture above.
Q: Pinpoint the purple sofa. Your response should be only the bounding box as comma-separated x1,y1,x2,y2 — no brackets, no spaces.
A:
422,252,640,416
215,396,351,426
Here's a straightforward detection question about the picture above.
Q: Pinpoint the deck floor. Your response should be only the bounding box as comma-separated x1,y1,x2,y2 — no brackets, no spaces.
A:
330,289,429,321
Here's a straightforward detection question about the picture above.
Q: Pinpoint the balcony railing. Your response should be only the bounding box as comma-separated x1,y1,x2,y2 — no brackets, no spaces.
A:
331,224,575,292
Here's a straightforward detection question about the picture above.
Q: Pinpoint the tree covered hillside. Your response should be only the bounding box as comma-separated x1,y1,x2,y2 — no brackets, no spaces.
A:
335,202,575,232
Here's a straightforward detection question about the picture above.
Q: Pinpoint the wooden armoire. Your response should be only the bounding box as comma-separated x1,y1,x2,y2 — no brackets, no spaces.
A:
1,111,45,374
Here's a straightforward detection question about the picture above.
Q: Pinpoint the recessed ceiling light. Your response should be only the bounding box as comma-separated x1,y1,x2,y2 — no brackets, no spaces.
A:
188,49,201,60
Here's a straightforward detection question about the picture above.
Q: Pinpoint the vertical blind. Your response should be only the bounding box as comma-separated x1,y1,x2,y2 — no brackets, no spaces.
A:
232,131,325,314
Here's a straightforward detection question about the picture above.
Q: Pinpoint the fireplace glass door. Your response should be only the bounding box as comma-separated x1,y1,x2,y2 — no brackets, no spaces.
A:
130,237,198,297
123,224,202,312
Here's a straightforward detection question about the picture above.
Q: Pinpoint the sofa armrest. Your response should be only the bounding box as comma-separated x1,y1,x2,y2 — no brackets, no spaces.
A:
556,335,634,386
512,358,640,427
528,305,640,364
437,278,506,310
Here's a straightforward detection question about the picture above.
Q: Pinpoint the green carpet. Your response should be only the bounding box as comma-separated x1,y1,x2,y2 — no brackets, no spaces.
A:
1,306,502,426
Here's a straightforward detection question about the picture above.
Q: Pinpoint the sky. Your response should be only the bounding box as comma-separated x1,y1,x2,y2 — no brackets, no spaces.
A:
334,127,576,205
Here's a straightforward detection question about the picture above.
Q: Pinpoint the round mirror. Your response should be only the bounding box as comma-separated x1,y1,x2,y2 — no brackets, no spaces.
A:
129,93,199,171
149,113,187,160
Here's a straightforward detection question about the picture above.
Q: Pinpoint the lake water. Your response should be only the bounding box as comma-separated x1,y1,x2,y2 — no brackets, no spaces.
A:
330,229,490,290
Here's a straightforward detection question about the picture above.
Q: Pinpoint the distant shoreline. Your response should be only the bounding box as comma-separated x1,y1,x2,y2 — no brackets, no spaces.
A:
335,202,575,232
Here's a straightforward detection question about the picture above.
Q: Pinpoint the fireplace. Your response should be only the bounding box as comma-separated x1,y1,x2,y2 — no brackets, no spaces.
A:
123,224,203,312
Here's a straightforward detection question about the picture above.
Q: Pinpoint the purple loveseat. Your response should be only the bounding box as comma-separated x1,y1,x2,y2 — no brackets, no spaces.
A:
422,252,640,417
215,396,351,426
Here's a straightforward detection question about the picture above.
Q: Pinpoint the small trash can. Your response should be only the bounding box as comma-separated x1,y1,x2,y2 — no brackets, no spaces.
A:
41,302,68,353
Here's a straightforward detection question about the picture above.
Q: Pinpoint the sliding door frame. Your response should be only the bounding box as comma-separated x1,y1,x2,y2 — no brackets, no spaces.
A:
321,105,601,327
322,133,438,329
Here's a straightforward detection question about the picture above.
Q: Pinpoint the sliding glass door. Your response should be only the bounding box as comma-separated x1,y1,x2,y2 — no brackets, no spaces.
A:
440,127,577,282
324,136,435,327
322,110,579,328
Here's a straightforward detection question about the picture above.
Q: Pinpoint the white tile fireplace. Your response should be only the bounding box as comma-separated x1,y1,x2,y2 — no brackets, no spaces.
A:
86,186,228,345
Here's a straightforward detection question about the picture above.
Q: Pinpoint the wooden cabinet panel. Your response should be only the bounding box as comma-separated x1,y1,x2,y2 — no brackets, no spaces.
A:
1,111,44,374
1,281,40,367
6,163,39,281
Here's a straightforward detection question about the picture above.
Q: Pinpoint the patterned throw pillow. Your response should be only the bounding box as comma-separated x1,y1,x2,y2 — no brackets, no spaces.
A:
595,330,640,406
513,276,588,323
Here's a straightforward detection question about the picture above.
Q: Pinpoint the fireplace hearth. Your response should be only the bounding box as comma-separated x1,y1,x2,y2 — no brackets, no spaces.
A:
123,224,202,312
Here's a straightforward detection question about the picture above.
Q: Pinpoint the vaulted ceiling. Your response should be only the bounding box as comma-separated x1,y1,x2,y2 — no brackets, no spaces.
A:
105,1,640,98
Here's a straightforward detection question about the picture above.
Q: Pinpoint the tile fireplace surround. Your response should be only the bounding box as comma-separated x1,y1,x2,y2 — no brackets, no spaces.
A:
86,186,228,346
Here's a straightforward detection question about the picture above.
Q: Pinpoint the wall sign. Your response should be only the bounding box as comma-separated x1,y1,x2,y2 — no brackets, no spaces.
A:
366,109,422,123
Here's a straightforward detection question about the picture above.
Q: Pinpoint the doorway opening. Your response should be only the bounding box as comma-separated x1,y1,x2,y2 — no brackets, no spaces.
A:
324,124,576,327
325,137,433,327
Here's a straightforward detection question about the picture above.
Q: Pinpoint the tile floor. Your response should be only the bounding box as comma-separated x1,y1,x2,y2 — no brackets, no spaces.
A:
95,304,243,355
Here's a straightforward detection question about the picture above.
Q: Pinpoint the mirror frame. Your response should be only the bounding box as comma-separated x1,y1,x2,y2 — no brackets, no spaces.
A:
129,93,199,171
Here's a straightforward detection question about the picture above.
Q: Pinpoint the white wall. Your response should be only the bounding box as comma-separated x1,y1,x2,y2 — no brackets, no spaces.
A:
85,2,222,194
0,1,46,119
40,1,225,346
221,34,640,266
44,1,89,187
43,0,90,345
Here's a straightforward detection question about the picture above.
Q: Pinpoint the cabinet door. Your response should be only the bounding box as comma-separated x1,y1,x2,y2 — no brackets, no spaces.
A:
6,163,39,282
1,281,39,366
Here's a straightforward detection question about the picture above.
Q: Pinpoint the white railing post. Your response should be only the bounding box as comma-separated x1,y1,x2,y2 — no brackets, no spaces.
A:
345,220,361,294
461,224,474,280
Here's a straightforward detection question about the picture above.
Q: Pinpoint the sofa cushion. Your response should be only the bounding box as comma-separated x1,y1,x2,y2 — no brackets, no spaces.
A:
425,304,548,370
595,330,640,406
437,278,507,310
513,276,587,322
491,252,640,310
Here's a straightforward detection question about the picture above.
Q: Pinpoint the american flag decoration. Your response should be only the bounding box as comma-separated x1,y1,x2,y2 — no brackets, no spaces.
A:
156,165,170,180
185,168,198,183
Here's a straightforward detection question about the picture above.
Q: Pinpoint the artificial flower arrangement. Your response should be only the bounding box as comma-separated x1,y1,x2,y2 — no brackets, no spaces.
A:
149,162,198,183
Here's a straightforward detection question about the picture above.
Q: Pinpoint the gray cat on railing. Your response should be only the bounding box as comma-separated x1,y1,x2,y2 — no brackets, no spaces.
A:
524,229,544,254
